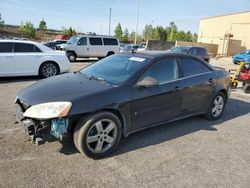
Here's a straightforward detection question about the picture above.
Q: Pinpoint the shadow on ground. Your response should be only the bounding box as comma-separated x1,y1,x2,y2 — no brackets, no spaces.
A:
0,76,40,84
59,98,250,157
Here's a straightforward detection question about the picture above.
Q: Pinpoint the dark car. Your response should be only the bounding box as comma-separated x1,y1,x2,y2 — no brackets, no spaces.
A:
170,46,210,62
15,52,230,158
43,40,67,50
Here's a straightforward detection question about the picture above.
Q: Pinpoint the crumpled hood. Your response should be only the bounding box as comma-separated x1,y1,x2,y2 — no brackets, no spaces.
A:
17,72,112,106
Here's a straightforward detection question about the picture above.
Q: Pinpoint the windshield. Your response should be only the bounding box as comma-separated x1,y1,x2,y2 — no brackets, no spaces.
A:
171,46,190,53
80,54,150,86
67,36,79,45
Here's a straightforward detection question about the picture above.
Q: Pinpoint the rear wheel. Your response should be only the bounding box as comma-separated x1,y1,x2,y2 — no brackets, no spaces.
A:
39,62,59,78
106,51,114,57
204,92,226,120
243,83,250,93
73,112,122,158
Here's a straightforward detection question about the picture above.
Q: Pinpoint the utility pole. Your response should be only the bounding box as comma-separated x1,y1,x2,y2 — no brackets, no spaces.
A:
109,8,112,36
134,0,140,44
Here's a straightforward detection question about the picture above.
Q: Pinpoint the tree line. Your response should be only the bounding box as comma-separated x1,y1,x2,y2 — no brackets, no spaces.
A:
114,22,197,43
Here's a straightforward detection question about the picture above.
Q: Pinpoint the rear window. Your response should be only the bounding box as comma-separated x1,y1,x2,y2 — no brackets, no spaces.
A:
0,42,13,53
179,57,211,77
89,37,103,45
103,38,118,45
197,48,208,56
14,43,41,52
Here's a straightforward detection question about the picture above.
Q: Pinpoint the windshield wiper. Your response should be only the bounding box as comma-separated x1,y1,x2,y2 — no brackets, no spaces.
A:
89,75,112,86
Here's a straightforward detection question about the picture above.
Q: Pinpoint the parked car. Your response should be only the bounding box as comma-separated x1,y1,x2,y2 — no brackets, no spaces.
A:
56,35,120,62
232,50,250,64
15,52,230,158
170,46,210,62
0,40,70,78
43,40,67,50
120,44,145,53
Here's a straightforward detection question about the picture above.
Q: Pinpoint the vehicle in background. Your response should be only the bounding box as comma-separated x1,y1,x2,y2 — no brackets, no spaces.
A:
0,40,70,78
120,44,145,53
56,34,120,62
15,52,230,158
170,46,210,63
43,40,67,50
232,50,250,64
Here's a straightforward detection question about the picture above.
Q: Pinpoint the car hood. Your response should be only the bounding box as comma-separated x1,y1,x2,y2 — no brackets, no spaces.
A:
233,53,245,59
17,72,112,106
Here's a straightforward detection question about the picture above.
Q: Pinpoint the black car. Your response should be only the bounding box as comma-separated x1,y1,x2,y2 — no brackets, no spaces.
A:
43,40,67,50
170,46,210,62
15,52,230,158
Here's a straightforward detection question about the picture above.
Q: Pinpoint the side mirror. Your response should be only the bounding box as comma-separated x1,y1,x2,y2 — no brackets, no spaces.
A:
77,41,81,45
137,77,159,87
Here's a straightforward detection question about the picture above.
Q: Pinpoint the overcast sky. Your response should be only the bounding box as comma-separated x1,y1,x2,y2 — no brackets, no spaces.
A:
1,0,250,35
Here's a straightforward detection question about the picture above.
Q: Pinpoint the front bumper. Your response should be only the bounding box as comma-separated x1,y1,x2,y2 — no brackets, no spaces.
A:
15,102,69,145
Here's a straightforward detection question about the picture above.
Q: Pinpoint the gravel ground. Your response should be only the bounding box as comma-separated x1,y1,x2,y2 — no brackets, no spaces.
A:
0,58,249,188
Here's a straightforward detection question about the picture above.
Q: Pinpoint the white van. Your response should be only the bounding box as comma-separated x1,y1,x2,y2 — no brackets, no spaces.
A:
57,35,120,62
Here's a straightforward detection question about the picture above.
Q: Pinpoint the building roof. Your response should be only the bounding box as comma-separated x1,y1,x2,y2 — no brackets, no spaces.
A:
201,11,250,20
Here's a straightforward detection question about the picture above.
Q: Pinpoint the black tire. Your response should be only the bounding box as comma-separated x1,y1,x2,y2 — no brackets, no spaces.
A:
243,84,250,93
73,112,122,158
39,62,59,78
230,81,238,89
204,92,226,120
106,51,114,57
242,82,247,87
67,53,77,62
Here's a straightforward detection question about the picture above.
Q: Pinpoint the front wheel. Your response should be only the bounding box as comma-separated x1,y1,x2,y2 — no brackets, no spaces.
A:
67,53,76,62
73,112,122,158
204,92,226,120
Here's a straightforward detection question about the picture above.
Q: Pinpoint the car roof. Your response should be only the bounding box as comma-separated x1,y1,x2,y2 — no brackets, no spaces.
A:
130,50,197,59
0,39,38,45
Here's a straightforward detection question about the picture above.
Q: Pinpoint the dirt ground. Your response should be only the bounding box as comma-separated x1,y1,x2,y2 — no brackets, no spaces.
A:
0,57,249,188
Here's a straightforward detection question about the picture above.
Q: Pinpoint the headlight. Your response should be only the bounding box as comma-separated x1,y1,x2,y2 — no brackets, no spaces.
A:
23,102,72,120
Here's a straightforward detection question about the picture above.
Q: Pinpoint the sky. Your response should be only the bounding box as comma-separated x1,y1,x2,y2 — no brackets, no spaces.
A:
1,0,250,35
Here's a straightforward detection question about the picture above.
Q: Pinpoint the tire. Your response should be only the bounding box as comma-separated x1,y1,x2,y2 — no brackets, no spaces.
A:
204,92,226,120
67,53,76,62
243,84,250,93
39,62,59,78
242,82,247,87
106,51,114,57
230,81,238,89
73,112,122,158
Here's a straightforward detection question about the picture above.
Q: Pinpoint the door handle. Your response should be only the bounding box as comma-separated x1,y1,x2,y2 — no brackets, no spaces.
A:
207,78,216,85
175,86,180,91
5,56,13,58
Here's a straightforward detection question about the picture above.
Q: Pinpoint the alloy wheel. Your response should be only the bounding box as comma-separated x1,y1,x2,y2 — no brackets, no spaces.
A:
211,95,224,117
86,119,117,154
42,63,57,78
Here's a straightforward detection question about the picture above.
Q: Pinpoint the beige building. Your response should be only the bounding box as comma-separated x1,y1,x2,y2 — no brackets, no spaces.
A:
198,11,250,56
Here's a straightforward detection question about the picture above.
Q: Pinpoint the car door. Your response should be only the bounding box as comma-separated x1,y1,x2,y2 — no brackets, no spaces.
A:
88,37,104,57
130,58,183,130
178,57,215,116
75,37,89,57
14,42,42,75
0,42,15,76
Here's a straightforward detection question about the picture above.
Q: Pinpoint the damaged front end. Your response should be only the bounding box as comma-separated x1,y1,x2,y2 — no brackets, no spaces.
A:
15,99,71,145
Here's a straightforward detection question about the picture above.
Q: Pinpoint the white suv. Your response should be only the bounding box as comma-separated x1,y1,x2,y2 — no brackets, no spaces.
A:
0,40,70,78
57,35,120,62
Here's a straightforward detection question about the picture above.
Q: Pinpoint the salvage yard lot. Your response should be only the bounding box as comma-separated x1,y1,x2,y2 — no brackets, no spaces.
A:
0,58,250,187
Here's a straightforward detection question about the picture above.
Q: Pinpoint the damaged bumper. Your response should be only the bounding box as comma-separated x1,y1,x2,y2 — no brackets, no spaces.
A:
15,103,69,145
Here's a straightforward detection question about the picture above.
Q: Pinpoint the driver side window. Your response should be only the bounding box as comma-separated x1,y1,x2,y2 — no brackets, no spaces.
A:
78,37,87,45
141,58,179,84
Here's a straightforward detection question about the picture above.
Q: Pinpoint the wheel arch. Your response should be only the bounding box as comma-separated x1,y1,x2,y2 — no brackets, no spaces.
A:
70,108,127,138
